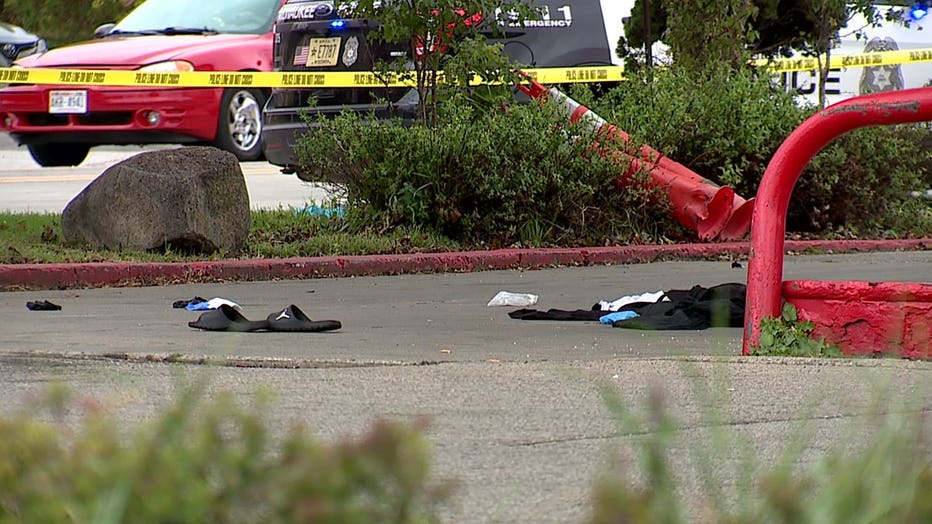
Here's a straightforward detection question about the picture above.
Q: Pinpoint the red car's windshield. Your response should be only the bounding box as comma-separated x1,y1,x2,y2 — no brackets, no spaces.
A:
112,0,282,35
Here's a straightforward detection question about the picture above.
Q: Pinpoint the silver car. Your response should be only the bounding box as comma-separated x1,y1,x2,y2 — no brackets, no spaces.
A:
0,21,46,67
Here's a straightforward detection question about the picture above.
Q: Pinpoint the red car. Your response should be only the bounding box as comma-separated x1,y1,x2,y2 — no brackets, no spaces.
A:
0,0,285,167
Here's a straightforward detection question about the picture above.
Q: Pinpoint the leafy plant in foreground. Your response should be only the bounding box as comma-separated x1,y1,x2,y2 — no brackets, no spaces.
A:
0,382,448,523
590,378,932,523
753,303,843,358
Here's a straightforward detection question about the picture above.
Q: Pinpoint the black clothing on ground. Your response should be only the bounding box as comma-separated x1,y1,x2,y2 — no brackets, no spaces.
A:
507,283,746,330
508,308,605,321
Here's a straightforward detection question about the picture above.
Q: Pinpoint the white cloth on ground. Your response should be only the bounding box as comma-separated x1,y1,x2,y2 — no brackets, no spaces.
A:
598,290,668,312
186,297,243,311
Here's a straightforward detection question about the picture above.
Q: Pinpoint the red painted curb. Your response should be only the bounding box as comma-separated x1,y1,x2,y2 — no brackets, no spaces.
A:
1,239,929,291
783,280,932,358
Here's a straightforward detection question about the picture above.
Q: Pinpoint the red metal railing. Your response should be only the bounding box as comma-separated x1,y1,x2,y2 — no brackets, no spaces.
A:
743,87,932,357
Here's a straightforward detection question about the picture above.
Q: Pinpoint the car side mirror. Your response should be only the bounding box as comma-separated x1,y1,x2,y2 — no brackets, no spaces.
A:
94,23,116,38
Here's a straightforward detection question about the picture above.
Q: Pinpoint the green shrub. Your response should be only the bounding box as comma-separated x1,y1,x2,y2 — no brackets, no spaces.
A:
0,383,447,523
587,67,932,236
295,94,677,248
798,126,932,235
583,67,803,191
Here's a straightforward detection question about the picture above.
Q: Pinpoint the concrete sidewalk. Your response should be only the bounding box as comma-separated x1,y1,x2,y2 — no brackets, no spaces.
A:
1,245,930,522
2,353,929,523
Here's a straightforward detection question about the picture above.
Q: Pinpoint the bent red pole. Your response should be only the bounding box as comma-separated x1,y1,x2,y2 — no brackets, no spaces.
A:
517,78,753,241
743,87,932,354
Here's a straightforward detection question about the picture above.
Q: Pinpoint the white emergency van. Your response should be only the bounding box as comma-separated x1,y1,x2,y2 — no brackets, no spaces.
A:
606,1,932,106
782,4,932,105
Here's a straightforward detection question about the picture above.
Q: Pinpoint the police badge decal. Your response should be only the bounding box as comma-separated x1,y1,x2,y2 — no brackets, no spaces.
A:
343,36,359,67
859,37,905,94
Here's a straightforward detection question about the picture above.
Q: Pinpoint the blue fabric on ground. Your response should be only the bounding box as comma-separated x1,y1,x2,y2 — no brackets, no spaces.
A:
599,310,638,325
294,205,345,218
186,301,213,311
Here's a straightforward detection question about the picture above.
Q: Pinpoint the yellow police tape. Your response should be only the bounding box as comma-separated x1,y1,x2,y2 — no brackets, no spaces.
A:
754,47,932,73
0,66,625,88
1,47,931,88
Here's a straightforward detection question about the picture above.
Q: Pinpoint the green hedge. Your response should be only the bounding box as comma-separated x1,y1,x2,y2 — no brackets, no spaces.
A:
297,67,930,243
295,94,677,248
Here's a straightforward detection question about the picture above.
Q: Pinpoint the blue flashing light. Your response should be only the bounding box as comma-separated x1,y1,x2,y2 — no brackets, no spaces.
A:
330,19,346,29
911,1,929,21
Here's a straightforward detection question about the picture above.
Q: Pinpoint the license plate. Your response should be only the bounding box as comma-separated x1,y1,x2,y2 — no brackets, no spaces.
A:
306,37,341,67
49,90,88,114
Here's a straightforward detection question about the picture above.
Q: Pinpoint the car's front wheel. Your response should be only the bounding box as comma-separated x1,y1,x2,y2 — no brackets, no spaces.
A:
27,143,90,167
213,88,267,161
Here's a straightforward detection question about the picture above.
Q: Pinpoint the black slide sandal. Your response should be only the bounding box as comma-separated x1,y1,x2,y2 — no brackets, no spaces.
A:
267,305,341,333
188,304,269,332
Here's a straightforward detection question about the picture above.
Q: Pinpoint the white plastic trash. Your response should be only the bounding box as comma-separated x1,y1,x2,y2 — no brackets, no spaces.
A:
487,291,539,307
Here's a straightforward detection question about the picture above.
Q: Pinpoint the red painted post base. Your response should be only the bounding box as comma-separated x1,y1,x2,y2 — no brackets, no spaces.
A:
783,280,932,359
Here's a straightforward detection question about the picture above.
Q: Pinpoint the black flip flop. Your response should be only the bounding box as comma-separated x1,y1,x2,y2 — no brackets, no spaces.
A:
188,304,269,332
266,305,341,333
26,300,62,311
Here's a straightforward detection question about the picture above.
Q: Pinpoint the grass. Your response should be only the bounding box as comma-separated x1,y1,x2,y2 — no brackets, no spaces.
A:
0,213,191,264
0,209,460,264
247,209,459,259
6,206,927,266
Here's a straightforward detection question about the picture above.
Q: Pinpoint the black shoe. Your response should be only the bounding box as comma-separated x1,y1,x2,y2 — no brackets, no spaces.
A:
26,300,62,311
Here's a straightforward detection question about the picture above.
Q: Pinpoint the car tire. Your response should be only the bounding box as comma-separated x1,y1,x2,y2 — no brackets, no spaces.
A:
27,143,90,167
213,88,267,161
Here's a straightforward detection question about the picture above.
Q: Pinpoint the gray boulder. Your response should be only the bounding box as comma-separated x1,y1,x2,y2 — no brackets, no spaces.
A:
63,146,251,255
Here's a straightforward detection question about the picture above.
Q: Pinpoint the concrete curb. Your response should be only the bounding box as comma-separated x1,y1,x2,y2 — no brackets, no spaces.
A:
1,238,929,291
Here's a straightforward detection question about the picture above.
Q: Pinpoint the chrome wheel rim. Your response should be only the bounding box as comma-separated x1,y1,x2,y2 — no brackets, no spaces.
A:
227,91,261,152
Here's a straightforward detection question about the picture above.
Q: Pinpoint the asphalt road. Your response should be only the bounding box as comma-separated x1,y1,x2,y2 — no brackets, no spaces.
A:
0,133,332,213
1,250,931,522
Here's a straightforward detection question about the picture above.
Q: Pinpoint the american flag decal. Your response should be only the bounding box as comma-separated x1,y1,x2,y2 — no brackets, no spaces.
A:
293,46,310,65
